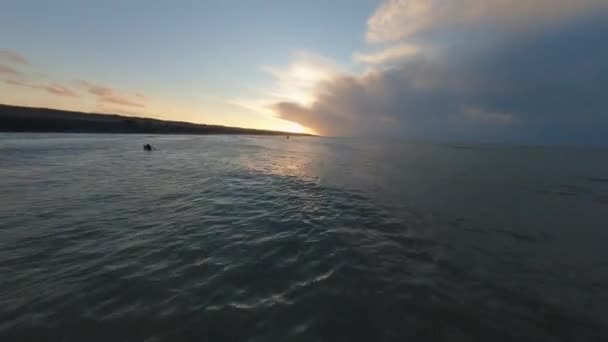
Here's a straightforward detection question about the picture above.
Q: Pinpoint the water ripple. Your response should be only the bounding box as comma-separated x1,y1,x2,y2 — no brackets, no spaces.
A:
1,134,607,341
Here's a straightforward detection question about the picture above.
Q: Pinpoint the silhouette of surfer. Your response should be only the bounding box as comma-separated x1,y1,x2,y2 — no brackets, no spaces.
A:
143,144,154,151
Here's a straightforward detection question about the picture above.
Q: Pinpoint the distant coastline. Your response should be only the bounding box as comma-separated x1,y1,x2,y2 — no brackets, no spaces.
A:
0,104,314,136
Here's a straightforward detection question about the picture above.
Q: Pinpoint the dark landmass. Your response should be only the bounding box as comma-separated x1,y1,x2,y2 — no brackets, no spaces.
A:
0,104,313,136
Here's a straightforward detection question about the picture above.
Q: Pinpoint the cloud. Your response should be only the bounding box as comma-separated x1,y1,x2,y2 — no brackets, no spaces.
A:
0,49,29,65
366,0,435,43
0,50,145,108
4,78,78,97
0,64,21,76
260,52,343,106
273,3,608,145
4,79,27,86
77,80,146,108
90,85,113,97
43,84,78,97
1,50,80,98
366,0,608,43
230,51,344,122
101,95,145,108
274,70,411,136
354,43,421,65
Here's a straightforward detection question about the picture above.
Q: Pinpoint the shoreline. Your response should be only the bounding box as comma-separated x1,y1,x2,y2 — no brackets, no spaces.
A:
0,104,314,137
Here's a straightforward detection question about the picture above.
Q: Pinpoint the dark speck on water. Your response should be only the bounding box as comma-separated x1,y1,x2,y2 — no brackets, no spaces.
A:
1,133,608,341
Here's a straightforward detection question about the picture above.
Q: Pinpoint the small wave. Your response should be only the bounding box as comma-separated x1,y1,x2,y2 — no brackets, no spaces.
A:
2,135,607,340
448,218,542,243
595,196,608,205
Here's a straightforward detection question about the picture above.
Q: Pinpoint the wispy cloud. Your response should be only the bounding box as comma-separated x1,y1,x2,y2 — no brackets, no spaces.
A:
354,43,421,65
1,50,78,98
4,79,27,86
1,49,148,113
0,64,21,76
81,82,113,97
77,80,146,108
4,78,78,97
0,49,30,65
102,95,145,108
43,84,78,97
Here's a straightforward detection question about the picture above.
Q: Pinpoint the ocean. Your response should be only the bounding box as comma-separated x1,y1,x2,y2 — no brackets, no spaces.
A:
1,133,608,341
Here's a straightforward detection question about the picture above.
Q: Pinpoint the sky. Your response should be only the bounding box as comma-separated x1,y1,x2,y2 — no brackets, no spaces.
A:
1,0,608,144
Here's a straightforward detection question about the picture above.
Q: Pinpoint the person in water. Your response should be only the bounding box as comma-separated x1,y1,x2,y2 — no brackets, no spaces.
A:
143,144,154,151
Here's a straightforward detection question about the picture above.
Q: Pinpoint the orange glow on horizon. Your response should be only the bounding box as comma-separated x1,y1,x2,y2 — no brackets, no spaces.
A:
0,90,318,135
275,120,316,135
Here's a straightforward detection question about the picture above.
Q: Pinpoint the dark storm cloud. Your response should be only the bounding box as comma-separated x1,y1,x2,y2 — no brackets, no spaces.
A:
275,7,608,145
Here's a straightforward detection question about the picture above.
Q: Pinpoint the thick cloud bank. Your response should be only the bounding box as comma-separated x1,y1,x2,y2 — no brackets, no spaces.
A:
274,1,608,145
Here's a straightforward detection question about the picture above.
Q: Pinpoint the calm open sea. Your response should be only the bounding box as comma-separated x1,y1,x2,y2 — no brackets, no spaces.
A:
1,133,608,341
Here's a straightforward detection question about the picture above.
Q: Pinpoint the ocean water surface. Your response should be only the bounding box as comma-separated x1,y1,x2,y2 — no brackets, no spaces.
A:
1,133,608,341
